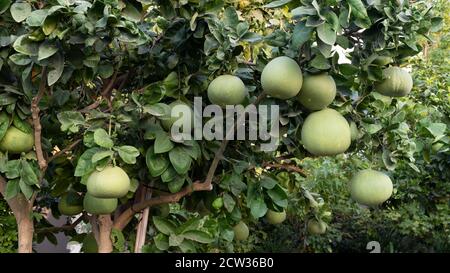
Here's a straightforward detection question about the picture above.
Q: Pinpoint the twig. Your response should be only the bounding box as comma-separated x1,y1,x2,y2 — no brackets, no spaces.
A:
31,67,48,171
47,139,82,163
36,213,85,234
262,162,307,177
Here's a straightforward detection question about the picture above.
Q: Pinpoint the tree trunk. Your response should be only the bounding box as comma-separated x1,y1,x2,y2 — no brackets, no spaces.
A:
0,176,34,253
17,213,34,253
97,215,113,253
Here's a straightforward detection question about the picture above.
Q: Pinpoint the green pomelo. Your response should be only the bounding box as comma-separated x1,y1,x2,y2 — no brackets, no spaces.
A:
298,74,336,110
82,233,98,253
261,56,303,99
161,101,194,131
233,221,249,241
301,108,351,156
373,56,393,66
350,169,393,206
207,75,246,107
374,67,413,97
87,166,130,198
307,219,327,235
265,209,286,225
58,191,83,216
83,193,118,215
0,126,34,154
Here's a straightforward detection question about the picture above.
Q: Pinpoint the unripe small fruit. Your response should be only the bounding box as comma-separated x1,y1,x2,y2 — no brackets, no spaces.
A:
233,221,249,241
83,193,118,215
87,166,130,198
212,197,224,210
350,169,393,206
58,191,83,216
261,56,303,99
298,74,336,111
307,219,327,235
265,209,286,224
0,126,34,154
207,75,246,107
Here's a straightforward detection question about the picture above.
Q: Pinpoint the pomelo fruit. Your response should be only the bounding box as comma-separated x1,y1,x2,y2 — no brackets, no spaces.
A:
265,209,286,225
261,56,303,99
233,221,249,241
58,191,83,216
374,67,413,97
207,75,246,107
83,193,118,215
373,56,393,66
307,219,327,235
0,126,34,154
86,166,130,198
350,169,393,206
301,108,351,156
298,74,336,110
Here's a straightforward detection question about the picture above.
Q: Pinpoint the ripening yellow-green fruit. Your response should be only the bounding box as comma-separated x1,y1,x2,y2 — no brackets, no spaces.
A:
0,126,34,154
374,67,413,97
298,74,336,111
307,219,327,235
58,191,84,216
83,193,118,215
233,221,249,241
207,75,246,107
261,56,303,99
86,166,130,198
350,169,393,206
301,108,351,156
265,209,286,224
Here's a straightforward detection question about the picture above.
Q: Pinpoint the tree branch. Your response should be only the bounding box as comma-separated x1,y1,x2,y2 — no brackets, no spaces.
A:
262,162,307,177
36,213,85,234
47,139,82,164
31,66,48,171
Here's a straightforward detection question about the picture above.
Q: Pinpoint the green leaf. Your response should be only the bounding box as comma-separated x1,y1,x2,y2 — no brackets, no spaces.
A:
154,234,169,251
260,176,278,189
175,218,201,234
146,147,169,177
168,176,185,193
169,146,191,175
349,0,369,19
122,2,141,23
249,197,267,219
182,230,214,244
430,17,443,32
20,160,39,186
13,115,32,134
181,141,201,160
317,23,336,45
263,0,292,8
0,0,11,15
5,160,20,179
0,112,9,141
42,16,58,35
291,6,317,18
98,64,114,79
26,9,48,27
74,147,102,177
310,54,331,70
93,128,114,148
267,184,288,208
154,132,174,154
291,22,312,49
19,179,33,199
10,2,31,22
178,239,196,253
143,103,171,117
161,167,177,183
364,123,382,134
4,179,20,200
223,193,235,213
9,53,32,66
169,234,184,247
47,53,64,86
115,145,139,164
57,111,85,133
153,216,176,235
91,150,114,163
38,42,58,61
426,123,446,139
13,35,38,56
223,7,238,28
111,228,126,252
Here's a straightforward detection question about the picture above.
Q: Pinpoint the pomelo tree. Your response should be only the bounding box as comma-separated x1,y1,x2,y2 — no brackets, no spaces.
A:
0,0,443,253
